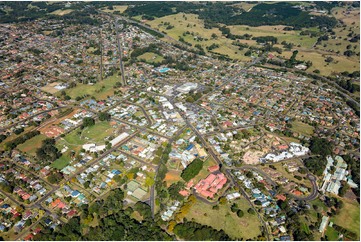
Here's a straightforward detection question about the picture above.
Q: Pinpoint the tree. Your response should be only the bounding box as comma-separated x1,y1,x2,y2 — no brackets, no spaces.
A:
181,158,203,182
231,203,238,213
98,112,111,121
82,117,95,127
236,209,244,218
339,181,349,197
168,181,185,200
247,208,256,215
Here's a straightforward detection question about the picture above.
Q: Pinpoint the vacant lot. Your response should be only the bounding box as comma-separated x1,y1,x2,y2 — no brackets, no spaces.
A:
164,170,182,187
82,121,114,143
41,82,65,94
186,198,261,240
53,121,114,169
18,134,47,157
290,120,314,136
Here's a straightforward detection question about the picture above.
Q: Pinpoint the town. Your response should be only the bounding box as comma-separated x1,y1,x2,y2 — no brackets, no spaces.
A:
0,1,359,241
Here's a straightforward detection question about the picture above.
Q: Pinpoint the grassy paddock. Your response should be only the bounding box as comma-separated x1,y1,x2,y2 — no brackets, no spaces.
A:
18,134,47,156
185,198,261,240
333,198,360,238
290,120,314,136
63,74,121,100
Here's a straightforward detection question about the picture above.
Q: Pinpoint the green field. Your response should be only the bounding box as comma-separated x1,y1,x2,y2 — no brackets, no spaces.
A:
101,5,128,14
333,199,360,238
62,74,122,100
186,198,261,240
147,13,251,61
52,121,114,169
229,25,317,49
82,121,114,142
137,52,164,63
290,120,314,136
51,154,71,170
18,134,47,156
59,121,114,147
325,225,340,241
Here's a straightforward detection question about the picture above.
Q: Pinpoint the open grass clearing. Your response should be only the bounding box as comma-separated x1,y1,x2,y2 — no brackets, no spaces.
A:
17,134,47,157
137,52,164,63
82,121,114,143
333,198,360,238
147,13,252,61
229,25,317,49
186,197,261,240
325,225,340,241
62,74,121,100
279,49,359,76
51,154,72,170
59,121,114,146
101,5,128,14
50,9,73,16
290,120,314,136
231,2,258,12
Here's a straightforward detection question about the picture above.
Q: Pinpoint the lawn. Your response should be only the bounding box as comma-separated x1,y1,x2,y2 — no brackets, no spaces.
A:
137,52,164,63
186,198,261,240
53,121,114,169
61,121,114,146
290,120,314,136
63,74,121,100
82,121,114,143
51,155,71,170
325,226,339,241
18,134,47,157
333,198,360,238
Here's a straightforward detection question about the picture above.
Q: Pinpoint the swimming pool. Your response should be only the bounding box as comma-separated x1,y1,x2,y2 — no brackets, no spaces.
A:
159,67,170,73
